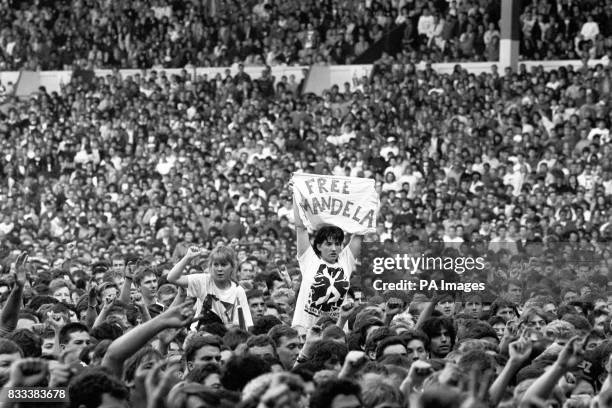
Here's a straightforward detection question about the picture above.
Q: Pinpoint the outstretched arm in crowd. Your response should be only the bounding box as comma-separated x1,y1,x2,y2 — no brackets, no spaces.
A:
118,262,135,305
521,336,585,404
167,247,202,287
102,299,196,377
85,283,98,329
489,337,532,406
0,252,28,336
293,197,310,259
414,294,440,330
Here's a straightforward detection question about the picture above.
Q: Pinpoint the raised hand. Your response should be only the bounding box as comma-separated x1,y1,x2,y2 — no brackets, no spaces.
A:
8,358,48,387
145,361,179,408
509,338,533,365
13,251,28,288
157,299,196,328
340,350,369,377
460,369,493,408
88,282,98,308
556,336,585,370
48,361,72,388
184,246,202,261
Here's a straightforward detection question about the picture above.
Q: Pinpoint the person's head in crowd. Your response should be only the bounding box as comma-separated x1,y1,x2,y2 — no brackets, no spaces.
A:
268,325,301,370
239,261,256,281
361,325,392,358
519,307,548,333
223,328,249,351
309,378,361,408
246,335,277,361
375,336,407,361
133,268,159,301
490,299,518,322
68,366,130,408
221,353,271,392
503,279,523,304
562,288,580,304
184,334,222,373
122,346,162,387
0,339,23,386
321,325,346,344
247,289,266,319
208,245,238,287
41,328,56,357
251,315,283,335
421,317,456,359
49,278,72,304
435,294,456,317
488,316,507,340
16,311,40,331
313,226,344,263
307,340,348,372
99,282,119,304
592,309,610,336
6,329,42,358
156,284,177,308
184,362,222,388
463,294,483,319
399,330,429,363
111,254,126,274
59,322,91,354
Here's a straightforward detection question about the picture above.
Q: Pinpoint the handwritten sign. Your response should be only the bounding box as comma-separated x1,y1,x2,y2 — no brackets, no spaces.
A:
293,173,379,234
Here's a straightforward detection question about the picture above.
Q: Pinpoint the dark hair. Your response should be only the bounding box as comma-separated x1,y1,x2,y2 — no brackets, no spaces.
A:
5,330,41,357
309,378,361,408
364,326,396,356
122,346,162,383
90,322,123,342
399,329,430,351
133,268,158,286
185,362,221,384
312,226,344,257
250,316,282,335
68,367,129,408
268,325,298,348
185,335,222,363
308,340,348,369
59,322,89,346
246,334,276,350
489,299,518,318
458,321,499,342
27,295,58,311
421,317,456,348
0,339,23,357
221,354,271,391
223,328,250,351
375,336,406,360
561,313,592,333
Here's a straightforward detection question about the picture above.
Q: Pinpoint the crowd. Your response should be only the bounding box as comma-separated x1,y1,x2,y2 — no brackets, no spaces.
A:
0,2,612,408
1,0,612,71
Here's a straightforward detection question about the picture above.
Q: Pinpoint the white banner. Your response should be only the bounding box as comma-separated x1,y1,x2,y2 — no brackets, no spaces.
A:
293,173,379,234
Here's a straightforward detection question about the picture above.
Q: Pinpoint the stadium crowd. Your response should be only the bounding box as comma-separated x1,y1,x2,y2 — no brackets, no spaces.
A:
0,1,612,408
1,0,612,70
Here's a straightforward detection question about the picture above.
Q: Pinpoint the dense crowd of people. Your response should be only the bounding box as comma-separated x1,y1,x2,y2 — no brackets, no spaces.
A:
0,2,612,408
1,0,612,71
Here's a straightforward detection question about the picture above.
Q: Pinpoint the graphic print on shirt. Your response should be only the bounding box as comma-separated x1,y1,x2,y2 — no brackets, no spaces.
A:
304,263,349,318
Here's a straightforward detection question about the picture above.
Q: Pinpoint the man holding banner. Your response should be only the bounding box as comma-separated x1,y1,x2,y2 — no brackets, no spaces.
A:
291,173,380,330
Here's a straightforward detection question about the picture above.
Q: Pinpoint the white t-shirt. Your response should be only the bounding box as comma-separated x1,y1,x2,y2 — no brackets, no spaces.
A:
292,246,356,330
187,274,253,329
